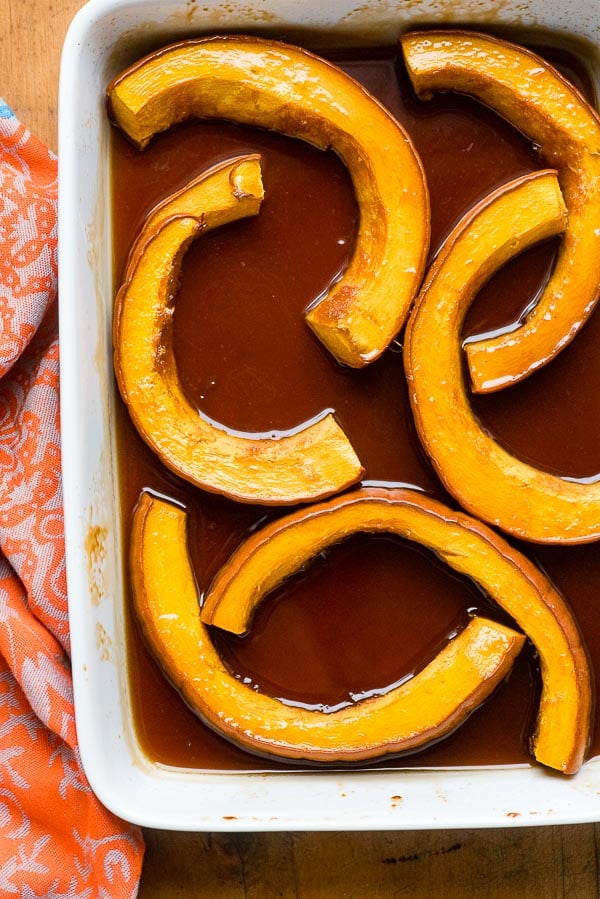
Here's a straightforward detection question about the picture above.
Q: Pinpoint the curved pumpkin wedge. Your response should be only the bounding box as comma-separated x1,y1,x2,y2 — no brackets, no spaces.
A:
108,35,430,367
131,490,525,764
114,157,363,504
401,30,600,392
404,170,600,550
201,484,591,773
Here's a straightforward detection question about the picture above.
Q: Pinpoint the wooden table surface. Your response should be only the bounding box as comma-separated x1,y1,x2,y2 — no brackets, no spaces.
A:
3,1,599,895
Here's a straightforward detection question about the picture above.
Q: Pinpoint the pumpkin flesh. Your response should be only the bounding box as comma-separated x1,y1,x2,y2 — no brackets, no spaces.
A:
131,490,526,764
108,35,430,367
404,170,600,547
401,30,600,392
201,484,591,773
113,156,363,504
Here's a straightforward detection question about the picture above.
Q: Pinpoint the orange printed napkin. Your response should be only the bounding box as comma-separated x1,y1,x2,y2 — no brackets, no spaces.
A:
0,103,144,895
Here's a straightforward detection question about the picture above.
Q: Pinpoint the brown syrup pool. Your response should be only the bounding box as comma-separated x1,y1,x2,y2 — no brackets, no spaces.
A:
112,43,600,770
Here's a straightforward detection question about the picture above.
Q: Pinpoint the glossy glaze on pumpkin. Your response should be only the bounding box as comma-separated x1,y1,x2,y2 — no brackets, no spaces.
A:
113,156,363,505
132,490,528,764
112,44,600,771
108,36,430,367
402,30,600,394
405,169,600,544
200,485,589,772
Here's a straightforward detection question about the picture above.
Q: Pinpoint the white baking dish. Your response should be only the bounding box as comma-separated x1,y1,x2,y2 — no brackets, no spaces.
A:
58,0,600,830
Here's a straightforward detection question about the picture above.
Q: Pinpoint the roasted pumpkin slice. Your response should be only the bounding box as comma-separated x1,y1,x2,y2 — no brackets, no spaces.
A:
401,30,600,392
114,157,362,504
108,35,430,367
201,484,591,773
404,169,600,550
131,490,525,764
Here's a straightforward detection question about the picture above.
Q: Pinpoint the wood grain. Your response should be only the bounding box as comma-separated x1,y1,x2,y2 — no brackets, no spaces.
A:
140,826,600,897
2,0,598,895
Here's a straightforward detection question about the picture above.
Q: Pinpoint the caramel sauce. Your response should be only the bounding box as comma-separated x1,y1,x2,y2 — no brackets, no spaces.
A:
112,44,600,770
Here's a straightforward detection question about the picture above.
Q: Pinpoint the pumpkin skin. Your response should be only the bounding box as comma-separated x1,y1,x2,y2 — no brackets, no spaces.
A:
201,484,591,774
401,29,600,392
113,156,363,505
131,490,526,765
108,35,430,367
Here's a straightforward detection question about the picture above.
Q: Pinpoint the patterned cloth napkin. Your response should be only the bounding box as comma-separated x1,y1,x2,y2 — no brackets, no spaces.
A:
0,103,144,895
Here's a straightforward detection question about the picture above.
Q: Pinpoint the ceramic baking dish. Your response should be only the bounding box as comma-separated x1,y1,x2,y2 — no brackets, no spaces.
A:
58,0,600,830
